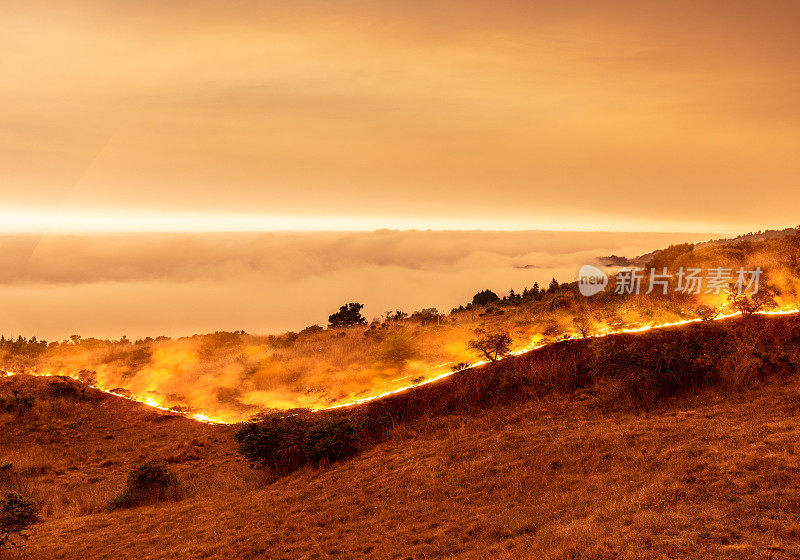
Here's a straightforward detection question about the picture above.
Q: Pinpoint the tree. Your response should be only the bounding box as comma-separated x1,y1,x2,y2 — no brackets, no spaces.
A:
548,278,559,291
572,315,594,338
77,369,98,386
727,287,777,316
328,303,367,328
472,289,500,307
384,310,408,322
695,305,720,322
410,308,440,326
468,332,513,362
0,492,38,550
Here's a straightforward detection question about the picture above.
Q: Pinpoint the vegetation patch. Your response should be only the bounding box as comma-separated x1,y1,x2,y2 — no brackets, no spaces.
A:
235,413,361,471
0,491,39,550
108,462,184,510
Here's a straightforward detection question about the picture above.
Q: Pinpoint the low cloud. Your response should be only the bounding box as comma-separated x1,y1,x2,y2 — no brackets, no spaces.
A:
0,231,713,339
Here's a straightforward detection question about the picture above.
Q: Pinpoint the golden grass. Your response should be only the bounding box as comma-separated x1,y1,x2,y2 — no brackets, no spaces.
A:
6,372,800,558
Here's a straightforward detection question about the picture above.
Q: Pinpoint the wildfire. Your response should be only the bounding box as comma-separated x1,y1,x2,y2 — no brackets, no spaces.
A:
0,369,226,424
316,307,800,411
3,307,798,422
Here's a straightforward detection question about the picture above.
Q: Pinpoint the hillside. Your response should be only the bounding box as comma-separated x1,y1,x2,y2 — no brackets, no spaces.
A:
6,371,800,558
3,312,800,558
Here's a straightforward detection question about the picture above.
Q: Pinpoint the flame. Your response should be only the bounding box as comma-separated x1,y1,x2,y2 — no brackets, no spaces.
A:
0,369,225,424
315,307,800,411
3,307,798,423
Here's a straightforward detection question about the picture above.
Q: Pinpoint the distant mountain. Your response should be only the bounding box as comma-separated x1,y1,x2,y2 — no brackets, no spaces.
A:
600,226,799,266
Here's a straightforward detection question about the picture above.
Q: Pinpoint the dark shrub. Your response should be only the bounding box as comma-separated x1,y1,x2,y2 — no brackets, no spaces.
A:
0,391,34,415
235,414,308,471
235,412,361,471
587,326,731,406
48,379,87,400
108,462,183,510
76,369,98,385
0,492,38,550
303,418,358,466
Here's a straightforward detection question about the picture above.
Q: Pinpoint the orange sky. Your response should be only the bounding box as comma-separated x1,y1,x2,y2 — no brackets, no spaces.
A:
2,1,800,232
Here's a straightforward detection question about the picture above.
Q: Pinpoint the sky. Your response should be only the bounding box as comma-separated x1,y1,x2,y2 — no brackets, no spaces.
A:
2,0,800,232
2,2,799,337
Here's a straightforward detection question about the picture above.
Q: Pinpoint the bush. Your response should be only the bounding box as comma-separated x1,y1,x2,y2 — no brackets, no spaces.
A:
0,391,33,415
234,414,307,471
303,418,358,466
0,492,38,550
695,304,720,322
108,462,183,510
587,326,731,406
235,412,360,471
373,332,417,364
48,379,88,400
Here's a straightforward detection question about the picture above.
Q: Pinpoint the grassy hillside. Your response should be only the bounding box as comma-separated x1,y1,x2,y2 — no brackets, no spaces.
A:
5,355,800,558
2,311,800,558
1,228,798,422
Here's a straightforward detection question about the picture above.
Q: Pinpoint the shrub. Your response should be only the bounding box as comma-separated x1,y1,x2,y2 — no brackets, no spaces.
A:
108,462,183,510
588,326,730,406
695,304,720,322
234,414,308,471
374,332,417,364
76,369,98,385
0,392,34,415
48,379,87,400
0,492,38,550
303,418,358,466
235,412,361,471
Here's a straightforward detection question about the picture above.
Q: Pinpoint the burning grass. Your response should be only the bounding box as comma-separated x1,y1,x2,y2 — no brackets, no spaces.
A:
236,313,800,475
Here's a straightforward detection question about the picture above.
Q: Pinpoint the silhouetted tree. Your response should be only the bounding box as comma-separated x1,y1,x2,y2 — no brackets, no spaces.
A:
727,287,777,316
695,305,720,322
468,332,512,362
384,310,408,322
572,315,594,338
472,290,500,307
328,303,367,328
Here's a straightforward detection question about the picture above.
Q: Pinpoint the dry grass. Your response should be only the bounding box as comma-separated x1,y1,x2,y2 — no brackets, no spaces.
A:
0,376,255,521
5,368,800,558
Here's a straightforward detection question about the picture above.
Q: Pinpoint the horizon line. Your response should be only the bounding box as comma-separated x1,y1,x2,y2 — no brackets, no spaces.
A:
0,207,764,235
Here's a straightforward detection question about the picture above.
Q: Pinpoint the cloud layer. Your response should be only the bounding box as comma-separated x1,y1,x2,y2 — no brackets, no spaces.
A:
0,231,714,339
